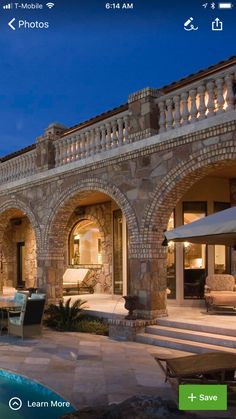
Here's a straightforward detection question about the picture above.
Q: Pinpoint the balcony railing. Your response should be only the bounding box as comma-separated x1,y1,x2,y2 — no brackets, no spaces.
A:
0,149,37,184
54,111,129,167
1,61,236,185
156,67,236,133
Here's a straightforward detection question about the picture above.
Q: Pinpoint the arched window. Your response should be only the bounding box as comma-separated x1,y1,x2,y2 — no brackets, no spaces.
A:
69,219,102,265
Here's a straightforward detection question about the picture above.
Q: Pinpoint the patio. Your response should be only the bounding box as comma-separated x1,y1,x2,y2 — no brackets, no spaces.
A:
0,328,178,410
64,293,236,331
0,292,236,417
0,329,235,418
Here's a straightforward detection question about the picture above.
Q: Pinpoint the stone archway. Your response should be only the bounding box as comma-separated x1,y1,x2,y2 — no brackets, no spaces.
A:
0,198,41,292
42,177,139,250
143,141,236,245
140,141,236,315
66,208,111,293
40,178,139,301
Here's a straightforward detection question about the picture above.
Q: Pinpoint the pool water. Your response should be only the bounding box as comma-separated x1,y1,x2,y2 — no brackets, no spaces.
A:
0,370,75,419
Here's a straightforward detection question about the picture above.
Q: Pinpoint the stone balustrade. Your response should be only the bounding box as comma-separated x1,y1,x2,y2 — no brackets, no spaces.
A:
0,149,36,184
156,68,236,132
54,111,130,167
1,61,236,185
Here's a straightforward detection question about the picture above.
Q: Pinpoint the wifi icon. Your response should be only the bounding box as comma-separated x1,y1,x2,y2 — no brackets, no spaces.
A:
46,2,55,8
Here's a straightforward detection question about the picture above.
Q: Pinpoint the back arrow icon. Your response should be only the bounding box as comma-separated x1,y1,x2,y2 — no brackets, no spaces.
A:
8,18,16,30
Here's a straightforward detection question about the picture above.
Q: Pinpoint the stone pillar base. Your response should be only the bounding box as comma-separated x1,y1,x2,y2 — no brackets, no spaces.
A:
108,318,157,341
136,308,168,319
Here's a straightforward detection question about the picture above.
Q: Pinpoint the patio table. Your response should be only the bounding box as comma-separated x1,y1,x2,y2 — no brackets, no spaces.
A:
156,352,236,385
0,301,21,310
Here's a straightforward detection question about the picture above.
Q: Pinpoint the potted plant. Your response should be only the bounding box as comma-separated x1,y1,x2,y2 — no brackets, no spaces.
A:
123,295,138,319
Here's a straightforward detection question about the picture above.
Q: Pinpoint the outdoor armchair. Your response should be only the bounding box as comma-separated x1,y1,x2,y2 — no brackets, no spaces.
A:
204,274,236,312
13,291,29,305
0,291,28,334
8,294,46,339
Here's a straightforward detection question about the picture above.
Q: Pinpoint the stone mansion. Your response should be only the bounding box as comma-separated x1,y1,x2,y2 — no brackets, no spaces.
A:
1,56,236,319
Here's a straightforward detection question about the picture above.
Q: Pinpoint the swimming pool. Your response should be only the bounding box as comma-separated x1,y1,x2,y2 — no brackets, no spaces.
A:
0,369,75,419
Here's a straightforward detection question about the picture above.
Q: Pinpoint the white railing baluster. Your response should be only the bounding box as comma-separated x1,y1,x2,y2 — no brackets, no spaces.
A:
189,89,198,122
166,99,173,130
112,120,118,147
95,127,101,153
173,95,181,128
197,84,206,120
106,122,112,150
206,81,215,118
225,74,235,110
181,92,189,125
80,133,86,158
215,78,225,114
117,118,123,145
101,125,106,150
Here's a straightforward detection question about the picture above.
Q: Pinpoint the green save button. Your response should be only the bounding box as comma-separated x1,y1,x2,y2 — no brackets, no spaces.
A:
179,384,227,410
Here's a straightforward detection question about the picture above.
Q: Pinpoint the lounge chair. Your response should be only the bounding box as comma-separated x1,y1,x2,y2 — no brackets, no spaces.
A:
156,352,236,385
8,293,46,339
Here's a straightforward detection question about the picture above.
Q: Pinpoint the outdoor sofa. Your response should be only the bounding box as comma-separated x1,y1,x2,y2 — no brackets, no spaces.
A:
204,274,236,312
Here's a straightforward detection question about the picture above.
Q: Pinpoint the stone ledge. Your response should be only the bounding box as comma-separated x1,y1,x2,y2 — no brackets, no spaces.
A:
108,318,157,327
108,318,157,341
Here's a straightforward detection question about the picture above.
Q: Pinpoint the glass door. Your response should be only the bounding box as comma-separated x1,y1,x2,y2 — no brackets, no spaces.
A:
113,209,123,295
183,202,207,299
17,242,25,288
167,212,176,299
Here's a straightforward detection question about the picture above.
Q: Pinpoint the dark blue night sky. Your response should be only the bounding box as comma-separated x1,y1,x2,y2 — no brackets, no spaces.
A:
0,0,235,156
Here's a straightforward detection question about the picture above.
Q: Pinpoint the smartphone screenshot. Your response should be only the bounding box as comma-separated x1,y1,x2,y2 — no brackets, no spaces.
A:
0,1,236,418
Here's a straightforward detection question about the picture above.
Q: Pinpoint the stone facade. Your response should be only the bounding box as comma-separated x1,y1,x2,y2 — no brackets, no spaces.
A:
0,213,36,290
1,58,236,318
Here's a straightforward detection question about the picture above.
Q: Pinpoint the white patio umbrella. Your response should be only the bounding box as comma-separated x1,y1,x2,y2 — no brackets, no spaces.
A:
164,206,236,248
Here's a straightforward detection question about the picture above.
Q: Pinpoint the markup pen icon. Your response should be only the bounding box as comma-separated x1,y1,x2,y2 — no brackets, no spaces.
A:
212,18,223,30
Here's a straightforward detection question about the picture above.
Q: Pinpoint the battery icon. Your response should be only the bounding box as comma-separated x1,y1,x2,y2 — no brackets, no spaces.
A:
218,2,233,8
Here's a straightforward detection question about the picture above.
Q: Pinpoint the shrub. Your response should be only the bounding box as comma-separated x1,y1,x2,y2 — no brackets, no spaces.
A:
75,319,109,335
44,298,87,331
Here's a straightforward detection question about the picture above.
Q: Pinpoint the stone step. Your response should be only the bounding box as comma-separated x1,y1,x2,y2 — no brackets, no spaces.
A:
157,318,236,337
146,325,236,348
136,333,236,354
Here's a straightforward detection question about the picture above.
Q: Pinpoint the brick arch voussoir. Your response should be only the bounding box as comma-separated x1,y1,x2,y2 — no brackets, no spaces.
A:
43,178,139,252
142,142,236,241
0,198,42,248
67,213,105,237
65,212,106,252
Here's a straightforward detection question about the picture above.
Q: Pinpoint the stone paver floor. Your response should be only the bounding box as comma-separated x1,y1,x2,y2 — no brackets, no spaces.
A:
0,329,235,418
0,328,177,410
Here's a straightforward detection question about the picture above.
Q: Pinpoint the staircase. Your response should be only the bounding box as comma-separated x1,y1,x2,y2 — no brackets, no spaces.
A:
136,318,236,354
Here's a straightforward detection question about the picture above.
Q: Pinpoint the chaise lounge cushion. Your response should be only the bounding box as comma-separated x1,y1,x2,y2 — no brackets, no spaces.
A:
204,274,236,310
205,274,236,293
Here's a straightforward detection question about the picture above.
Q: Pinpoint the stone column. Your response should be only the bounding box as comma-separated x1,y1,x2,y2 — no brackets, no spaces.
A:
230,179,236,276
128,88,160,142
37,252,64,304
128,252,168,319
230,179,236,206
0,246,3,293
36,123,67,172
